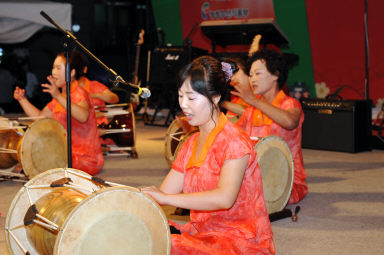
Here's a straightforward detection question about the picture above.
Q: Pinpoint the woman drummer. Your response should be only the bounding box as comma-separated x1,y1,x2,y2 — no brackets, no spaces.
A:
142,56,275,254
234,48,308,204
72,51,119,126
13,51,104,175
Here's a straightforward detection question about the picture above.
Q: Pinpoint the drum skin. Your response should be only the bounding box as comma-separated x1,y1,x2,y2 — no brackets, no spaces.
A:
254,136,294,214
0,118,67,178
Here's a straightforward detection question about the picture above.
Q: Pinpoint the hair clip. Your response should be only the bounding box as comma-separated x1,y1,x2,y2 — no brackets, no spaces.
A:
221,62,233,82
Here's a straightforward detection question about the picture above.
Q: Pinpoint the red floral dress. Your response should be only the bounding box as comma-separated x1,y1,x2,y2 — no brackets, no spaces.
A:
170,113,275,255
236,91,308,204
46,85,104,175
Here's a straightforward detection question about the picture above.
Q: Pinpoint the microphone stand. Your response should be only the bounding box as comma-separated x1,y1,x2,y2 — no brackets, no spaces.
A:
40,11,137,167
64,39,72,167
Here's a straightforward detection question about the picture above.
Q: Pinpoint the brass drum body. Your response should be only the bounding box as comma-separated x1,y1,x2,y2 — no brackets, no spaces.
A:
0,118,67,178
5,168,171,255
254,136,294,214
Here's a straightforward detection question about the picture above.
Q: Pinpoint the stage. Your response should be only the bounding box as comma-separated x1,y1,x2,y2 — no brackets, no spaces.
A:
1,118,384,255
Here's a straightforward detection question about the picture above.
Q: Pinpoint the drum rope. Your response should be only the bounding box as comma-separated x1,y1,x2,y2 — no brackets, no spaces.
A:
66,168,125,187
25,186,33,206
7,228,29,255
169,131,184,142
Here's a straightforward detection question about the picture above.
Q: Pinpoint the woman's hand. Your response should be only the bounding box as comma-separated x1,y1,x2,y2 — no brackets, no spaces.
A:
141,186,167,205
42,75,61,99
13,86,26,101
231,82,256,106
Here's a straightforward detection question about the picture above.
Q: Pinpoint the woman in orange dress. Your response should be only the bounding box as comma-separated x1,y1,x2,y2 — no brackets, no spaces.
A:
14,51,104,175
142,56,274,254
234,48,307,204
70,51,119,126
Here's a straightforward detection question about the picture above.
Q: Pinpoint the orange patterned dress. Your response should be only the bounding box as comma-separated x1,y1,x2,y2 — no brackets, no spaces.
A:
236,91,307,204
80,77,111,125
170,113,275,255
47,85,104,175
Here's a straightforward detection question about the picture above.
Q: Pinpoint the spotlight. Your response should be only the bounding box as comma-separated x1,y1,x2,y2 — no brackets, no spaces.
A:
72,24,80,32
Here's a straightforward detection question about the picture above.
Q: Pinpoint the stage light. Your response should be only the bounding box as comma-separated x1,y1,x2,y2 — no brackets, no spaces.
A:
72,24,80,32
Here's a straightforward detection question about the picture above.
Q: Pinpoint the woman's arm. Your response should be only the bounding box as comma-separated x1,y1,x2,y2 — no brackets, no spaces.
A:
90,89,119,104
142,155,249,210
221,101,247,116
247,97,301,130
14,86,52,118
231,86,301,130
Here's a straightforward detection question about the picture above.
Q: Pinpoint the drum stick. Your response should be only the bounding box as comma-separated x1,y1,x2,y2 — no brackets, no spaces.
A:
0,148,18,153
94,103,130,109
96,110,130,117
16,116,46,120
0,170,25,177
103,129,132,134
269,208,292,222
0,126,27,130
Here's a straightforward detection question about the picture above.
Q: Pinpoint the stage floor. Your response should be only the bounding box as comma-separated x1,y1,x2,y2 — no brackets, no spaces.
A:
1,119,384,255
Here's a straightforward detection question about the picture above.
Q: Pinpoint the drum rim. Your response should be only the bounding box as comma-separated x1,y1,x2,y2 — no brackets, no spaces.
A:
254,135,294,214
19,118,67,178
55,186,171,255
164,119,183,168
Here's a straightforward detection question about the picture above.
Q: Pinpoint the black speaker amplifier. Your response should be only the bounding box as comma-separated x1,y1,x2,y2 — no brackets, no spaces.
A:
301,99,372,153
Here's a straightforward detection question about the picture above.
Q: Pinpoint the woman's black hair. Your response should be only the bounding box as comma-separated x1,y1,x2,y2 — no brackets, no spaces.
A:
177,55,229,115
248,48,288,90
57,50,88,80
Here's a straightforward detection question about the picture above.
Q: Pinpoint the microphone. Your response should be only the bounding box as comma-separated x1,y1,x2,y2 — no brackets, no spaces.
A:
112,77,151,99
139,87,151,99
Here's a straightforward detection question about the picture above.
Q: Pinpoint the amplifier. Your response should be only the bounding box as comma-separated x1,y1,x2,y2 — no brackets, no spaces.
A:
149,46,208,87
301,99,372,153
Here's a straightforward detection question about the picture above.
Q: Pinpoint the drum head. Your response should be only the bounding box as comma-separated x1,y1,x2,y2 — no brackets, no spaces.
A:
20,118,67,178
55,187,171,255
254,136,294,214
5,168,100,255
